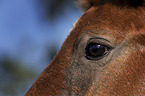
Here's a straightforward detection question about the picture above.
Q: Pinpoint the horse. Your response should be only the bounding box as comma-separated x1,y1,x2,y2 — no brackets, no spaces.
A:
25,0,145,95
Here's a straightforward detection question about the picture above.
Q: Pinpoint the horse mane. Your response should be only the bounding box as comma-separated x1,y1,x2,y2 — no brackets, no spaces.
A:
78,0,145,12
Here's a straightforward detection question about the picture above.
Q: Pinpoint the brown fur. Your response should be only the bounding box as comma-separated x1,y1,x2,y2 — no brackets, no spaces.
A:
25,0,145,95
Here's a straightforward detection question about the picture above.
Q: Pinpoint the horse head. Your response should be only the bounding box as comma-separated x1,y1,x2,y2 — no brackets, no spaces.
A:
26,0,145,95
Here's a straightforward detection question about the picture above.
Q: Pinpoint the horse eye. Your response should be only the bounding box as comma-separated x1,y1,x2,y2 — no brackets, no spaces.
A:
85,43,110,60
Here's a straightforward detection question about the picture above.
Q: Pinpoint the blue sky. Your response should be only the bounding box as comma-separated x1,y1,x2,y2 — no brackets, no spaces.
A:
0,0,82,72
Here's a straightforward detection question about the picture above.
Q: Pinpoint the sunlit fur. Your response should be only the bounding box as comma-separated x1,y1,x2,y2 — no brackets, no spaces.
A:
25,0,145,95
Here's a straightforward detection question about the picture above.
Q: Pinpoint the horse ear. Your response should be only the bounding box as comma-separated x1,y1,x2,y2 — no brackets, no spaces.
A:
77,0,102,12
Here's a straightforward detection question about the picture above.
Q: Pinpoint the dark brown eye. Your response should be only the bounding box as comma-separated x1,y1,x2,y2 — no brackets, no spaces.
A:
85,43,110,60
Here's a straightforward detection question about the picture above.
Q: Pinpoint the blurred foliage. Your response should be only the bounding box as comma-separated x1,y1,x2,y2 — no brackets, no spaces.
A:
0,56,37,96
40,0,77,20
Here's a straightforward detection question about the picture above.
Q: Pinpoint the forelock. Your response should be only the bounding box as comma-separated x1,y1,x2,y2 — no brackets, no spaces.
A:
78,0,145,12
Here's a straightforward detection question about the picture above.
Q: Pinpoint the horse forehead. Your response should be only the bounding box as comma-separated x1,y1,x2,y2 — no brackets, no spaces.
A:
76,3,145,39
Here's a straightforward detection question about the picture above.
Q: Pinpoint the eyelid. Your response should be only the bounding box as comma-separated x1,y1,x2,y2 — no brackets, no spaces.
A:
87,38,114,49
90,37,111,43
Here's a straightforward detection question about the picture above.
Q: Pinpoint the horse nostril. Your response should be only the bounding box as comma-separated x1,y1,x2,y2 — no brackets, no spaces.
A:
85,43,110,60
